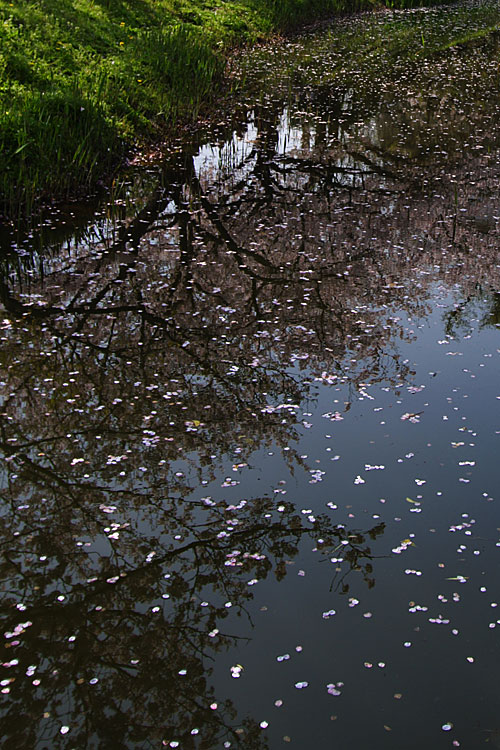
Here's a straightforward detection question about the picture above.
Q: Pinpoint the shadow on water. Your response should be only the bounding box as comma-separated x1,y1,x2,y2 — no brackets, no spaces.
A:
1,6,500,748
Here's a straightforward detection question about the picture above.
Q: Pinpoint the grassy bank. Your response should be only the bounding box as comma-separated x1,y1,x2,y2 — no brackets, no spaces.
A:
0,0,497,219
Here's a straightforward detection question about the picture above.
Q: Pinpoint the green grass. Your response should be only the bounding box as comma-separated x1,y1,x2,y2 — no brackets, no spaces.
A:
1,0,498,218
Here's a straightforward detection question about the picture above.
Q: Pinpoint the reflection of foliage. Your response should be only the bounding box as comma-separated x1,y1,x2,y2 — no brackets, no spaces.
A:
326,523,386,594
0,486,384,748
481,291,500,330
443,291,500,339
0,107,423,511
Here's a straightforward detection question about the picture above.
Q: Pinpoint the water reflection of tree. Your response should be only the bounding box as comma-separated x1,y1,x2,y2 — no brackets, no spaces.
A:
0,482,384,748
0,137,406,748
442,290,500,338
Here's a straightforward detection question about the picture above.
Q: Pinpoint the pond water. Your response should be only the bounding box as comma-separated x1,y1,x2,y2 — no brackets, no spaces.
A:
1,4,500,748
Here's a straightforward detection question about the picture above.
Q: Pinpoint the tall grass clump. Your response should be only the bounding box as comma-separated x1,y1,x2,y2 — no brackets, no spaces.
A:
135,25,224,120
1,91,118,216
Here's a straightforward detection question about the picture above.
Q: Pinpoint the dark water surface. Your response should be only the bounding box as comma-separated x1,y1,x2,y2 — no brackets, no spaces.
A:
1,5,500,748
